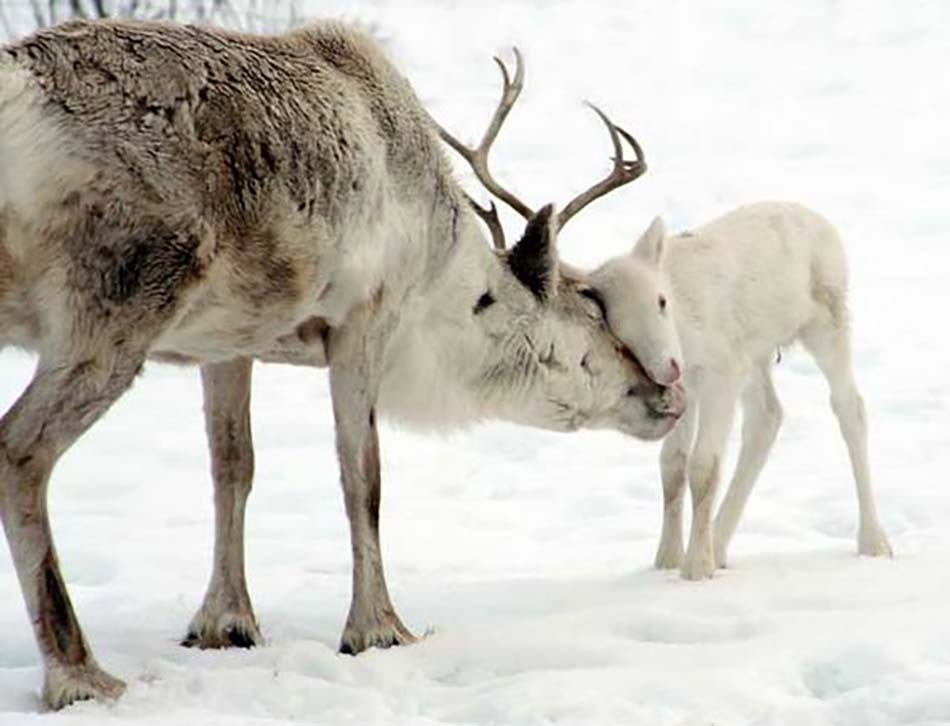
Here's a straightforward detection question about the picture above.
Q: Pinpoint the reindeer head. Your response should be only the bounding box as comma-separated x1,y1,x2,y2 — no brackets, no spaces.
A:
432,50,686,440
589,217,684,386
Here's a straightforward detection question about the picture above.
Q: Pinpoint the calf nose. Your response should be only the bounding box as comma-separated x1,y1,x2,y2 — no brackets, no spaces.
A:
651,358,682,385
668,358,682,383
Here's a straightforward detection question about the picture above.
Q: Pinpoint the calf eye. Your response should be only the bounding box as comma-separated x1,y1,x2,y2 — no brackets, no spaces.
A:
579,287,607,319
658,294,667,311
474,291,495,314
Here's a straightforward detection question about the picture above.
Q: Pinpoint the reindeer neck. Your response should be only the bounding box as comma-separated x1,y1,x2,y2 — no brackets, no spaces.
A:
377,206,506,430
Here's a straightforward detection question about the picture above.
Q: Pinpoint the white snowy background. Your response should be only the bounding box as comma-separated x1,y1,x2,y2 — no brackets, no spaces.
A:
1,1,949,724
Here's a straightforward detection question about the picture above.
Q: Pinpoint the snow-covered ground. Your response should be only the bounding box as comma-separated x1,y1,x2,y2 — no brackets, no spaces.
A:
2,1,949,724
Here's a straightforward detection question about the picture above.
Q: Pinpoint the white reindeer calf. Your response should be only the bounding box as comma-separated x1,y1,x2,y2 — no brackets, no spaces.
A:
591,202,892,579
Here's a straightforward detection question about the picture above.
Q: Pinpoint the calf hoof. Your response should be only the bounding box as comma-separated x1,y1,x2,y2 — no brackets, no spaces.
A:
182,609,263,649
713,543,729,569
680,544,716,581
653,538,684,570
43,661,126,711
858,527,893,558
339,613,417,655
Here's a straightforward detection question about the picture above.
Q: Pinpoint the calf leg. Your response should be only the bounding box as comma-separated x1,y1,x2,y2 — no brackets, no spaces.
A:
802,320,891,557
0,350,144,709
654,403,697,569
328,322,414,655
681,379,739,580
183,358,262,649
713,365,783,568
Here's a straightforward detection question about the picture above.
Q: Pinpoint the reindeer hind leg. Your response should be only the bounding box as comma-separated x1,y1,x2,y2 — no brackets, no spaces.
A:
183,358,263,649
801,312,891,557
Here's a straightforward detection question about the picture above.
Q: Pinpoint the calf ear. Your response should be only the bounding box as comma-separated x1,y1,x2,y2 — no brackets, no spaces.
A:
509,203,559,300
632,216,666,267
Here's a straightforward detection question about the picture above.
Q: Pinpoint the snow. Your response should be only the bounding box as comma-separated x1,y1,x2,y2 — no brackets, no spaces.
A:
2,1,949,724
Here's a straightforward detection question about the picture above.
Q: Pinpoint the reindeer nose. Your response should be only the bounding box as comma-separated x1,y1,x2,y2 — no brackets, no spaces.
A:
651,358,681,385
666,381,687,418
668,358,682,383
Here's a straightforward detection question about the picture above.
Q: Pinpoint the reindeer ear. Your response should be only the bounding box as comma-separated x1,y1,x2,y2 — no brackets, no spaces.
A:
632,216,666,267
509,203,559,300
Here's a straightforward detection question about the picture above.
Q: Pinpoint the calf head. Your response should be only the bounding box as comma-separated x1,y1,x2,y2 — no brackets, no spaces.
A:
589,217,684,386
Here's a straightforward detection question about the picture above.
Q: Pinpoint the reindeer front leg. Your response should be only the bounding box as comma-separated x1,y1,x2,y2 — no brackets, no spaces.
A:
183,358,262,649
682,378,740,580
655,403,697,569
327,320,415,655
0,349,146,709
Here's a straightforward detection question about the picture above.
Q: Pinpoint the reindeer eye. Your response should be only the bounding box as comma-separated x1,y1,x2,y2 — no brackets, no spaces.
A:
658,295,667,311
473,291,495,314
579,287,607,320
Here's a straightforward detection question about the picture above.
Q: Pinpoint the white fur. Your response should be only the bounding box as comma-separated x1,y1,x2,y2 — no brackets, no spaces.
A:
594,201,892,579
0,61,90,225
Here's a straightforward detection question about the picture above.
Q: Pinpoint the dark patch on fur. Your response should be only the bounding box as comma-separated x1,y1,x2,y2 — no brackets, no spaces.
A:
54,190,210,323
39,551,87,665
94,230,201,307
150,351,200,365
363,408,381,532
229,227,299,308
473,291,495,314
370,284,386,312
508,204,556,300
579,352,591,373
579,287,607,319
295,316,329,346
449,200,461,251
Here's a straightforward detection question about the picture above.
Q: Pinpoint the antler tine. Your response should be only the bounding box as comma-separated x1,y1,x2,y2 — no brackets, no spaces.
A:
433,47,535,248
479,49,525,160
436,127,509,250
467,198,506,251
555,102,648,232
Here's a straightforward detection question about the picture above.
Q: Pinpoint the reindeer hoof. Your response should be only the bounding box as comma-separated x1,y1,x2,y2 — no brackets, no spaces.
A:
858,528,893,558
654,537,685,570
713,543,729,569
182,609,263,649
43,661,126,711
339,615,417,655
680,546,716,580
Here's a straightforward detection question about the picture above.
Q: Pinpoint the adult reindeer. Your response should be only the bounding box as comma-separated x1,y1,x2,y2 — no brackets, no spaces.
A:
0,21,683,708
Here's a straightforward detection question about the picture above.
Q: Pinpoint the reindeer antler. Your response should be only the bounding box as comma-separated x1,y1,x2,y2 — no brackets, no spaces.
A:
435,48,532,250
434,48,647,248
555,103,647,231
